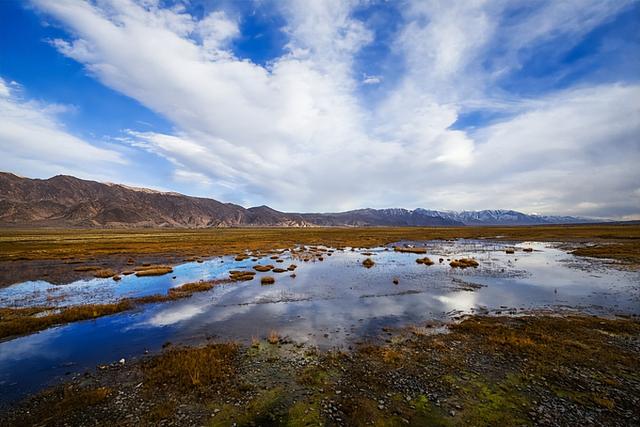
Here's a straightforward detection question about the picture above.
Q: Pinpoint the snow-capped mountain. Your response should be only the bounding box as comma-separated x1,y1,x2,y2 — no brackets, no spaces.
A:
414,209,597,225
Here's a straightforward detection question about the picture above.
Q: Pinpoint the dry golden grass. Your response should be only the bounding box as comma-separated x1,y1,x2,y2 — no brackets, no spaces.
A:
143,343,239,391
362,258,375,268
0,225,633,267
267,330,279,344
253,264,274,272
416,257,434,265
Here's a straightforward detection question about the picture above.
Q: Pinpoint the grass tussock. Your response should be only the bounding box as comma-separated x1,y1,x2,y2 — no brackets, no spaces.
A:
394,246,427,254
167,281,216,297
272,268,287,273
267,330,279,344
253,264,274,272
362,258,375,268
93,268,116,278
523,247,533,252
229,270,256,281
505,248,516,254
261,276,275,285
143,343,239,391
416,257,434,265
287,264,297,271
134,265,173,277
450,258,479,268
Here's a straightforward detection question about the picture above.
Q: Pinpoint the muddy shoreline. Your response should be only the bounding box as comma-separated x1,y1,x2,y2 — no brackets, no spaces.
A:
2,314,639,426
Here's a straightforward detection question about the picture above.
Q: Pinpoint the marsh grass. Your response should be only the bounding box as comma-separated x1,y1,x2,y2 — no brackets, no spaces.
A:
416,257,434,265
143,343,239,391
253,264,274,272
0,301,133,339
272,268,287,273
0,279,228,339
2,225,637,268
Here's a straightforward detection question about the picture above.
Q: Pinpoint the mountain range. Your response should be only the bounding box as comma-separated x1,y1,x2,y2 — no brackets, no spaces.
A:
0,172,598,228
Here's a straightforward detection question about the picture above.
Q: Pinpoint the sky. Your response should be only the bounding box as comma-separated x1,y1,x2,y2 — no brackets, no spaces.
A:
0,0,639,219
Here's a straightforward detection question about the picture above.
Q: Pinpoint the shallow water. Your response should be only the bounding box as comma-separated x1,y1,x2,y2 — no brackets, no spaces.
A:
0,239,638,406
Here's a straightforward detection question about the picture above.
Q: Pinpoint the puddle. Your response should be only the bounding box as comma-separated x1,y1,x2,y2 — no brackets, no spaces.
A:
0,239,638,406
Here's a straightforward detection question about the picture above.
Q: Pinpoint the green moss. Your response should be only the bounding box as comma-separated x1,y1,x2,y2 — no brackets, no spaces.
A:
297,366,329,387
412,395,451,426
287,400,322,426
456,374,530,426
209,387,285,426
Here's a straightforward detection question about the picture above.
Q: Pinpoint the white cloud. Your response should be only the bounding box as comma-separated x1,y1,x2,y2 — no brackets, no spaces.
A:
362,74,381,85
0,77,126,180
28,0,640,218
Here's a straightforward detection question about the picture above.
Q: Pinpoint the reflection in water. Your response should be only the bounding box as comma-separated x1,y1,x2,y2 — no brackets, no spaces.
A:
0,240,638,407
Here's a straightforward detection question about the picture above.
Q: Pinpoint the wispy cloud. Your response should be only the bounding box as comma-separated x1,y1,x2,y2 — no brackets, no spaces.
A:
0,77,126,180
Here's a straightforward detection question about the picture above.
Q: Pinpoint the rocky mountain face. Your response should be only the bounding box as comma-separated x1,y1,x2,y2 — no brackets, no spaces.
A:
0,173,310,227
0,173,596,228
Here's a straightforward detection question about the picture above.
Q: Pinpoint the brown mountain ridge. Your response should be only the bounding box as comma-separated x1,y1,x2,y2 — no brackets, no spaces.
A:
1,172,592,228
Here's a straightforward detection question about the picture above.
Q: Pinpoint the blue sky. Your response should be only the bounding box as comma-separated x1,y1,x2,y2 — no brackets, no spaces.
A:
0,0,638,218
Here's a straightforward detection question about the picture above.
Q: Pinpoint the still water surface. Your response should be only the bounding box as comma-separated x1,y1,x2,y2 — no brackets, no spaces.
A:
0,239,638,406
